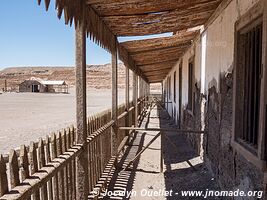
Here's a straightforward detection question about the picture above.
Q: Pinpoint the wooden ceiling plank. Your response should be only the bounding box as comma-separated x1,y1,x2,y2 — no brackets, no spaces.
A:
120,31,198,53
137,58,179,67
87,0,222,17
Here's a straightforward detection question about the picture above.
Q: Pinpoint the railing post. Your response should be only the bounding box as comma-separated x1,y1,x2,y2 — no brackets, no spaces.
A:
141,79,144,109
125,66,130,136
75,19,89,200
133,73,138,126
111,38,118,157
161,82,164,102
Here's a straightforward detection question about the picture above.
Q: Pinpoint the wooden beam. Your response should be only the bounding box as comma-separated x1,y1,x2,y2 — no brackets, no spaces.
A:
75,20,89,200
146,75,168,80
148,76,167,82
141,66,172,73
136,58,179,67
119,127,206,134
111,39,118,156
149,80,164,83
132,48,184,63
129,42,192,55
121,31,197,53
144,69,171,76
138,59,178,69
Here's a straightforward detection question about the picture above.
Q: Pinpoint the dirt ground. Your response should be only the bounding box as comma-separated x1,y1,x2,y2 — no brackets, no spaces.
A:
95,102,220,200
0,88,130,155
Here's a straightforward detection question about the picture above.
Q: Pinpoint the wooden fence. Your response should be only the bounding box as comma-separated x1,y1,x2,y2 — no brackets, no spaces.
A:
0,98,147,200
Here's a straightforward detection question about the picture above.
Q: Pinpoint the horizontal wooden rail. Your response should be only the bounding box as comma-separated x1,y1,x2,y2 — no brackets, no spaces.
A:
87,120,115,142
117,105,134,120
118,127,206,134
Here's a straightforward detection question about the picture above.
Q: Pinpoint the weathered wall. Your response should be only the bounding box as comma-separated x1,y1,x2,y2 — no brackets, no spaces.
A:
205,73,264,194
163,0,265,197
19,80,46,92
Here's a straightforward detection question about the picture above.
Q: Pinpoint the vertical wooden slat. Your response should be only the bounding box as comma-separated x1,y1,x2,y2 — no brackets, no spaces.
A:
57,132,65,200
63,130,69,200
71,128,76,199
45,135,53,200
0,155,8,196
93,136,96,186
19,145,29,181
88,141,93,192
66,128,73,200
72,126,76,146
51,133,59,200
97,134,101,180
38,139,48,200
29,142,40,200
92,118,96,188
9,150,20,189
67,128,74,200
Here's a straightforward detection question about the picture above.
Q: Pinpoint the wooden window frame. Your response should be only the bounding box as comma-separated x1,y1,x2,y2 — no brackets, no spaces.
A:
232,0,267,170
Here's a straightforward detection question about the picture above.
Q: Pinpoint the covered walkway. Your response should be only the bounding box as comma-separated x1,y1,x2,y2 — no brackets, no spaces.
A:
89,99,220,199
0,1,266,199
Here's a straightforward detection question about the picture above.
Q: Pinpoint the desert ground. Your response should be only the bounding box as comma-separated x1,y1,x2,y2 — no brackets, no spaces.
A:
0,65,160,155
0,88,131,155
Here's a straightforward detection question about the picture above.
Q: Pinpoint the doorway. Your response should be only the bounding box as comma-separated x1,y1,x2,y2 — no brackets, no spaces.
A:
178,62,182,128
32,84,39,92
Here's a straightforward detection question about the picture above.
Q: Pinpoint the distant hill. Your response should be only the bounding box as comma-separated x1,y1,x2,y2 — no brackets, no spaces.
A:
0,63,130,90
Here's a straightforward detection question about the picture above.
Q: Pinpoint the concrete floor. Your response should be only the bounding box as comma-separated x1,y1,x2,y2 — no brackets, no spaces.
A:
91,102,221,200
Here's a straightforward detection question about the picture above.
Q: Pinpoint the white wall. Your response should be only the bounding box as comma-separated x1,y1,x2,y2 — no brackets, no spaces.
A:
164,0,260,119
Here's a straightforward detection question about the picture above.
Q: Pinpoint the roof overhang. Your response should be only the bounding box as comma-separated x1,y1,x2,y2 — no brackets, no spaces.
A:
38,0,224,83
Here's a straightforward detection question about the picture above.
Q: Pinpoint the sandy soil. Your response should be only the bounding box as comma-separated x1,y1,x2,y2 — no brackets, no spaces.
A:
0,88,131,155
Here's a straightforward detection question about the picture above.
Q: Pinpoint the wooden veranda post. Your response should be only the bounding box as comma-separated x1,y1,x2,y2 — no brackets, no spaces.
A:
161,82,164,102
75,19,89,200
111,39,118,156
133,73,138,126
133,72,137,126
125,66,130,135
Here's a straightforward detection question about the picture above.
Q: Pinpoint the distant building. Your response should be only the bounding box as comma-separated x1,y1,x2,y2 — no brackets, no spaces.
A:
19,78,68,93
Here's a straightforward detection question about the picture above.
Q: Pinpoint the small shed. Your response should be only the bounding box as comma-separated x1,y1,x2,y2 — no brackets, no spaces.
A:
19,79,45,93
41,80,68,93
19,79,68,93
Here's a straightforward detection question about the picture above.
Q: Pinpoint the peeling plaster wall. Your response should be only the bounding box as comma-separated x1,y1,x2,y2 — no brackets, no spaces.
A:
163,0,265,196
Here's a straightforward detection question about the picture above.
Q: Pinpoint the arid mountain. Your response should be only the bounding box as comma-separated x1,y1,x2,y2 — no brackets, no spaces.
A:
0,64,162,92
0,63,131,90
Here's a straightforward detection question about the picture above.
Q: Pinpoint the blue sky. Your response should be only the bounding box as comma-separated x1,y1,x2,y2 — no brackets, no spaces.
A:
0,0,172,69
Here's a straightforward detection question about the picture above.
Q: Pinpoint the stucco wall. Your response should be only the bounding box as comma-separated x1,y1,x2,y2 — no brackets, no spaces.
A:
163,0,265,197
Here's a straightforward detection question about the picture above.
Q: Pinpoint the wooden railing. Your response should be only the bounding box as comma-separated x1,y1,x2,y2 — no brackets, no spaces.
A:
0,98,147,200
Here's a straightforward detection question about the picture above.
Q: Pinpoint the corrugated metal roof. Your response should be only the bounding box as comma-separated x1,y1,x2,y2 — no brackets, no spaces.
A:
41,80,66,85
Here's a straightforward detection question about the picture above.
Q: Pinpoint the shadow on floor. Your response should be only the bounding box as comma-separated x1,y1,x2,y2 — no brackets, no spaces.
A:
91,101,222,200
100,132,146,200
158,103,222,200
